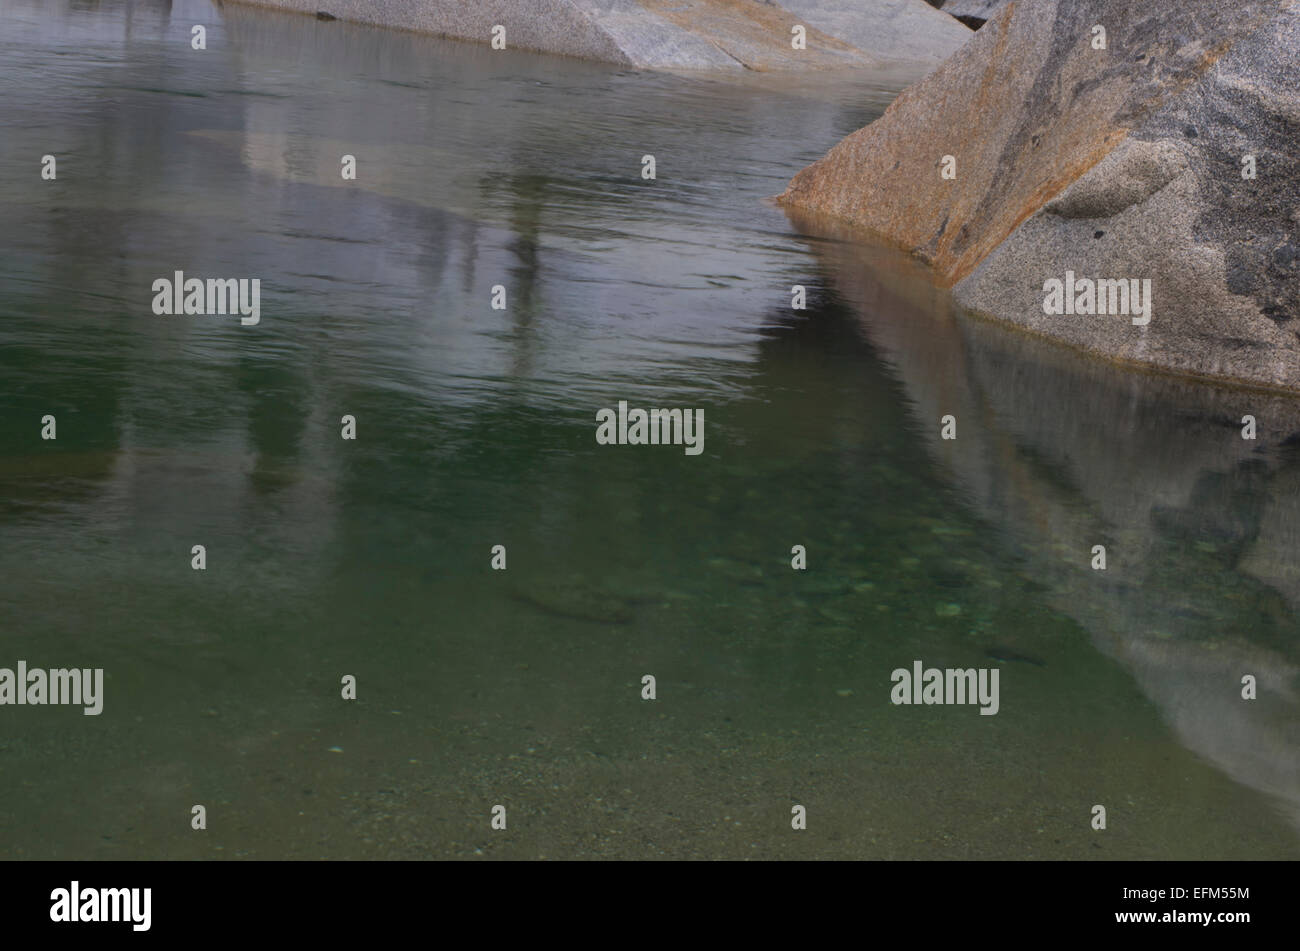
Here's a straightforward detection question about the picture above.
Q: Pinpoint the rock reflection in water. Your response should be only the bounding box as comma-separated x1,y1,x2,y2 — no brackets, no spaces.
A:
792,210,1300,829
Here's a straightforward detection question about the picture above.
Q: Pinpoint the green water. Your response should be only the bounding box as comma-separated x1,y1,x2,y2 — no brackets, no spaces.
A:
1,0,1298,860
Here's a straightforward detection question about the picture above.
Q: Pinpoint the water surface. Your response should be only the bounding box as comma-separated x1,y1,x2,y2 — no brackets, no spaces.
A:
1,0,1298,860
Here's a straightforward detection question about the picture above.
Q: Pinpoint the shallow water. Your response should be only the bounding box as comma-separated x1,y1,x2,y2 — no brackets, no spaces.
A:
1,0,1298,860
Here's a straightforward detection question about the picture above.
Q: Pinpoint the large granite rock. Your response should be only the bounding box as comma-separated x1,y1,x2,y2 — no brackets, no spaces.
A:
780,0,1300,391
226,0,972,71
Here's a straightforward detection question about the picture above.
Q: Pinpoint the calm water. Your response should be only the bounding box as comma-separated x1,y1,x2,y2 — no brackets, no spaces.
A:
2,0,1298,860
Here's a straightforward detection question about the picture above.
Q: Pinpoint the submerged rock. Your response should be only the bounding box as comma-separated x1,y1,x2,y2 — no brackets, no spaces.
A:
780,0,1300,391
513,577,635,624
228,0,971,71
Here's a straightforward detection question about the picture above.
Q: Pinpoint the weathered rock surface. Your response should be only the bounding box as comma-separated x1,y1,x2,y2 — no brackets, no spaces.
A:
781,0,1300,391
226,0,971,71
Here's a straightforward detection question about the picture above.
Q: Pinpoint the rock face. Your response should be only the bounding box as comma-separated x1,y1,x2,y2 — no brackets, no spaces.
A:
780,0,1300,391
227,0,972,71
